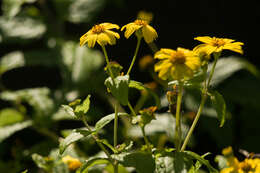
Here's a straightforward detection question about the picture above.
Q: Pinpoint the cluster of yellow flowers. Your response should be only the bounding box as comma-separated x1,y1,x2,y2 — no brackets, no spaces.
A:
80,12,244,82
220,147,260,173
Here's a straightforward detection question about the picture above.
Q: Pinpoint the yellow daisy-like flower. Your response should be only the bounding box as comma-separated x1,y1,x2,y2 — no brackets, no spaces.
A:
121,19,158,43
80,23,120,48
193,36,244,55
62,155,82,171
154,48,200,81
137,11,153,23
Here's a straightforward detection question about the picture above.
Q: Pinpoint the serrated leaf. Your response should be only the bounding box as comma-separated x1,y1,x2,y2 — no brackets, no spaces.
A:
105,75,129,106
208,90,226,127
74,95,91,117
115,151,155,173
0,108,24,127
95,112,128,132
129,80,161,108
183,151,218,173
78,157,110,173
59,129,92,154
0,17,46,42
208,56,260,87
0,51,25,75
0,120,32,142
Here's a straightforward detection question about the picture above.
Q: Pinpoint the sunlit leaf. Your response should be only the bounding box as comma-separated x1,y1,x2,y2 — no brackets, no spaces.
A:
0,51,25,75
215,155,228,170
0,17,46,42
95,112,129,132
105,75,129,106
0,108,24,127
0,120,32,142
74,95,91,118
208,90,226,127
78,157,110,173
208,56,260,87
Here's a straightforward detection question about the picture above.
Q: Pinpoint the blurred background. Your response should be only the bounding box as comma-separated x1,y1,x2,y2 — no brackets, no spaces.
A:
0,0,259,172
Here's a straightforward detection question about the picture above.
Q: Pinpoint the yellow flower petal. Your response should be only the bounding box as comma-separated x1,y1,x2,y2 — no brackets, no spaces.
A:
194,36,213,44
97,33,111,46
86,34,98,48
101,23,120,30
142,25,158,43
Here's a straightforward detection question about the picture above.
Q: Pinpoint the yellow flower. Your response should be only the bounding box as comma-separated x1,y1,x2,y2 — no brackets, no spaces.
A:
193,36,244,55
222,146,233,156
121,19,158,43
80,23,120,48
137,11,153,23
62,155,82,171
154,48,200,80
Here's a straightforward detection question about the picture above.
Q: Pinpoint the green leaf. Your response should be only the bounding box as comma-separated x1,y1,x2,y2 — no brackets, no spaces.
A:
32,153,53,172
78,157,110,173
155,151,175,173
174,152,192,173
0,51,25,75
105,75,129,106
129,80,161,108
215,155,228,170
183,151,218,173
74,95,91,117
0,88,54,116
208,90,226,127
20,170,28,173
95,112,128,132
0,120,32,142
98,139,117,153
61,105,76,119
0,108,24,127
114,151,155,173
0,17,46,42
208,56,260,87
59,129,92,154
2,0,37,18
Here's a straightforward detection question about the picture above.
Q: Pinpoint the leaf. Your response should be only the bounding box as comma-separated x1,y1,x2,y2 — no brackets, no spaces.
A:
20,170,28,173
74,95,91,117
0,51,25,75
2,0,37,18
115,151,155,173
183,151,218,173
208,56,260,87
215,155,228,170
129,80,161,108
0,120,32,142
59,129,92,154
174,152,192,173
105,75,129,106
95,112,128,132
0,16,46,42
98,139,117,153
0,88,54,116
78,157,110,173
0,108,24,127
60,105,76,119
208,90,226,127
155,151,175,173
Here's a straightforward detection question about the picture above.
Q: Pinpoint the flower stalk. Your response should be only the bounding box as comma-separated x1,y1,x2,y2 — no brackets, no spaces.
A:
127,37,142,75
175,83,184,151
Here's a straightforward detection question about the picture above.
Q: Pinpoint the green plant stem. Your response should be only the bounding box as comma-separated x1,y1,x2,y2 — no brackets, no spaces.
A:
141,126,151,147
175,83,183,151
126,37,142,75
82,116,112,160
114,103,118,148
101,45,115,79
127,102,137,117
181,54,220,151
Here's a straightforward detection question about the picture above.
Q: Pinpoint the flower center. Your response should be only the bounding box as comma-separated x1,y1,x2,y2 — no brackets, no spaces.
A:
92,25,105,34
171,51,186,64
240,162,254,172
212,37,226,47
134,19,148,26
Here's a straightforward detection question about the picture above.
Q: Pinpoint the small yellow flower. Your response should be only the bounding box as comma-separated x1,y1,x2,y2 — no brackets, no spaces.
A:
137,11,153,23
62,155,82,171
222,146,233,156
154,48,200,80
193,36,244,55
80,23,120,48
139,55,154,70
121,19,158,43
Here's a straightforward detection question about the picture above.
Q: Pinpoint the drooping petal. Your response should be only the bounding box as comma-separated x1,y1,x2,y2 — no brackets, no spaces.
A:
142,25,158,43
97,33,110,46
223,42,244,54
185,57,201,70
124,23,142,39
101,23,120,30
86,34,98,48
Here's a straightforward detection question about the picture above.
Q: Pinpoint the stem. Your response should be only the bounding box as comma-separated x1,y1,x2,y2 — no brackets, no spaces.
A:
127,101,137,117
126,37,142,75
141,126,151,147
101,45,115,79
114,103,118,147
82,116,112,160
175,83,183,151
181,54,220,151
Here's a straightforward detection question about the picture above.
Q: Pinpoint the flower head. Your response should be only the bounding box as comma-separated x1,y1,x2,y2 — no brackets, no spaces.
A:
121,19,157,43
62,155,82,171
80,23,120,48
154,48,200,81
193,36,244,55
137,11,153,23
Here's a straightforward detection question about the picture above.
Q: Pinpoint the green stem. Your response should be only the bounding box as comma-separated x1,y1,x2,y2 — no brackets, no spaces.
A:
126,37,142,75
82,116,112,160
141,126,151,147
113,163,118,173
114,103,118,148
175,83,183,151
101,45,115,79
128,101,137,117
181,54,220,151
